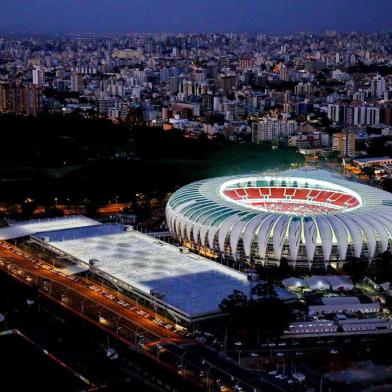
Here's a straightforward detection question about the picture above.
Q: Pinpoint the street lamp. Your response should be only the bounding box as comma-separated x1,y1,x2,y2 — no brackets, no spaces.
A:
81,296,88,315
179,351,187,378
202,359,214,392
236,348,242,366
180,351,186,368
116,316,122,336
156,344,162,363
134,326,144,351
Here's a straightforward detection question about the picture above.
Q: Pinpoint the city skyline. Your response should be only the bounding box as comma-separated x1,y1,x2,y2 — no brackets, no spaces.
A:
1,0,392,34
3,2,392,390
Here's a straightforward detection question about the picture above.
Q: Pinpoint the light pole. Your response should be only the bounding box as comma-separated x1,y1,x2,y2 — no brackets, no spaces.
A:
236,348,242,366
116,317,122,336
134,326,144,351
156,344,162,363
224,326,228,352
180,351,187,377
180,351,186,368
81,297,87,315
206,363,213,392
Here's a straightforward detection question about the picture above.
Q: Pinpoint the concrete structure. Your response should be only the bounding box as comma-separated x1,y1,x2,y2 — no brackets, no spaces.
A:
337,317,392,332
353,156,392,167
308,297,380,315
282,277,305,290
332,131,356,157
324,275,354,291
32,224,253,325
303,276,330,291
167,168,392,268
0,216,99,240
252,118,298,143
285,320,338,335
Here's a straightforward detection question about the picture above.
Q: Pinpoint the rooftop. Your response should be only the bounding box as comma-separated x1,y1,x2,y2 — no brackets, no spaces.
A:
35,224,252,318
353,156,392,165
0,216,99,240
322,296,360,305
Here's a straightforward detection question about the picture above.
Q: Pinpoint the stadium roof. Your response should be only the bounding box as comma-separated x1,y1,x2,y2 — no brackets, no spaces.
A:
166,168,392,264
34,224,253,318
0,216,99,240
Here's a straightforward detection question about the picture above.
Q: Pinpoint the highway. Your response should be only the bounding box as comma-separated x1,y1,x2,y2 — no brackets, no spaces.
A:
0,240,289,392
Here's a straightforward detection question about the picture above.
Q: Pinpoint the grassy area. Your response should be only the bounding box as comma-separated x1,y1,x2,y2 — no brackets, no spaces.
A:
0,115,304,205
158,144,301,178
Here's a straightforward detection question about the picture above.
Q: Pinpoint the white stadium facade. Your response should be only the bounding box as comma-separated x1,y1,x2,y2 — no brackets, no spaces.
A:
166,168,392,269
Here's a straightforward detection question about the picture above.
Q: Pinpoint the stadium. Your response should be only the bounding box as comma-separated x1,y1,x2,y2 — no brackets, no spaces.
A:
166,168,392,268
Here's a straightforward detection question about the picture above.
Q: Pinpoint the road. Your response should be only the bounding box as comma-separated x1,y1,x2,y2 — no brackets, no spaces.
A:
0,240,289,392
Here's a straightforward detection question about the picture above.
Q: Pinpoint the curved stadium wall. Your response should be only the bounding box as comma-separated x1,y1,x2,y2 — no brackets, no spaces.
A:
166,168,392,269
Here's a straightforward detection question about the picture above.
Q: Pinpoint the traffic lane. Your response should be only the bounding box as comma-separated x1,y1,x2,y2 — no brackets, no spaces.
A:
0,245,182,341
1,244,284,392
164,342,288,392
0,245,218,390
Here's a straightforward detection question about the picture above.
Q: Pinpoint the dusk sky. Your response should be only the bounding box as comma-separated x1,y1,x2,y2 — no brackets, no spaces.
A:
1,0,392,34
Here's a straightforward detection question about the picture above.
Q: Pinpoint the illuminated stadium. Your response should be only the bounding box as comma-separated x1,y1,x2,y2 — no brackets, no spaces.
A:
166,168,392,268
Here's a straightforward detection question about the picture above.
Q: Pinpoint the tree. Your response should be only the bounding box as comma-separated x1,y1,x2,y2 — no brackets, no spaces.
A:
278,258,290,278
373,251,392,282
362,166,375,178
342,258,367,287
20,199,37,219
251,297,292,339
383,177,392,193
219,290,248,314
327,150,341,163
46,207,64,218
251,282,277,298
219,289,293,342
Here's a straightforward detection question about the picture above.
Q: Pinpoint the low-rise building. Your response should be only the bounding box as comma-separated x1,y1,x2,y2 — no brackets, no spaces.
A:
337,317,392,332
285,320,338,335
282,277,305,290
308,296,380,315
323,275,354,291
303,276,330,291
353,156,392,168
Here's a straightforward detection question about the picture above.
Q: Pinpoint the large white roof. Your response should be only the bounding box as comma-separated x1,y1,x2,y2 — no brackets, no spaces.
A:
36,225,252,318
0,216,99,240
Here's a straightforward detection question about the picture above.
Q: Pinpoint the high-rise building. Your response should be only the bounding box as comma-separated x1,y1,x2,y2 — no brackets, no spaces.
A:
252,118,298,143
370,75,386,99
25,84,43,116
218,75,237,95
279,63,289,81
238,58,254,71
32,67,45,86
294,82,314,96
70,72,83,93
0,82,42,116
381,105,392,125
328,104,344,123
333,131,356,157
344,105,380,126
0,83,11,112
